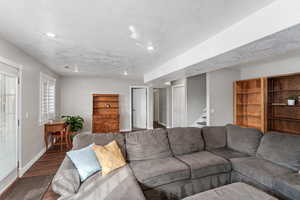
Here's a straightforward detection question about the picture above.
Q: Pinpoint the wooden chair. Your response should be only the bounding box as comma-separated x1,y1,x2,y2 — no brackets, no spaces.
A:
50,124,70,151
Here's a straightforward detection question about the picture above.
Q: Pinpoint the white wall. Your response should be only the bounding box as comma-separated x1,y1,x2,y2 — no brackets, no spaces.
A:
158,88,167,125
187,74,206,126
60,76,142,132
239,54,300,80
207,68,240,126
0,38,60,192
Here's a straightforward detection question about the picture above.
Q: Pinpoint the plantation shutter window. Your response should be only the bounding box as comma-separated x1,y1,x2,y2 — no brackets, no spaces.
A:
40,73,56,124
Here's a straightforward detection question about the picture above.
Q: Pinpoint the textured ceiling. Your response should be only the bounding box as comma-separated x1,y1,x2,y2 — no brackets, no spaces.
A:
147,24,300,86
0,0,275,80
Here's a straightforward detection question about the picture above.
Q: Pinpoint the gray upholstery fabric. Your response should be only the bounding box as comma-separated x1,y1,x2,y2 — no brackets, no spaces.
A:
257,132,300,171
226,124,263,156
130,157,190,188
69,165,145,200
144,173,230,200
52,156,81,199
72,132,126,157
231,171,272,193
182,182,278,200
167,127,204,155
273,173,300,200
231,157,292,188
209,147,249,160
176,151,231,179
126,129,172,161
202,126,226,150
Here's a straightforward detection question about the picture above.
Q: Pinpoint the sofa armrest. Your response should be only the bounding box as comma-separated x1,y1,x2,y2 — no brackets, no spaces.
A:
274,173,300,200
52,157,81,199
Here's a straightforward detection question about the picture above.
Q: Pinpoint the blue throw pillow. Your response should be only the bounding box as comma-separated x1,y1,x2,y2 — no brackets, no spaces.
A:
67,144,101,181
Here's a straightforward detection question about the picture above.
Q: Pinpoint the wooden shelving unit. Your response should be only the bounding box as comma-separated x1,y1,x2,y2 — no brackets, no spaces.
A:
92,94,120,133
234,78,267,132
267,73,300,134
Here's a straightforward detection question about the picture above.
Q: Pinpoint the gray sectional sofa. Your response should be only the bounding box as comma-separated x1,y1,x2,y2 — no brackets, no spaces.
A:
52,124,300,200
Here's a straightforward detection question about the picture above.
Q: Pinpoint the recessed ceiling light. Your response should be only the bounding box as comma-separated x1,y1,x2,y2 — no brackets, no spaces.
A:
164,81,171,86
129,25,139,40
45,32,56,38
74,65,79,73
124,70,128,76
129,25,135,32
147,45,154,52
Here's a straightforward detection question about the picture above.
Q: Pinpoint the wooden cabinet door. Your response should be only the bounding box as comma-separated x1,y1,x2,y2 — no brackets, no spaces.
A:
92,94,120,133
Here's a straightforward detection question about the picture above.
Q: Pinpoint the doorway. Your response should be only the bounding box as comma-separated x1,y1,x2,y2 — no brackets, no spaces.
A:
131,87,147,130
0,60,20,193
172,84,186,127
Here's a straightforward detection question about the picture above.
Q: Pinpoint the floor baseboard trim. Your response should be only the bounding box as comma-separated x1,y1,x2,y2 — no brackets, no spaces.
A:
120,129,131,132
158,121,167,127
19,144,51,177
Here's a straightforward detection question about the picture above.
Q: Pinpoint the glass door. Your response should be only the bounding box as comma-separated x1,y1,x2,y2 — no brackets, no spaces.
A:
0,68,18,186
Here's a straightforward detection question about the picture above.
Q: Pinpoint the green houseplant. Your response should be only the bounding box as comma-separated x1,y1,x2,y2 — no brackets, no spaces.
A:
61,115,84,138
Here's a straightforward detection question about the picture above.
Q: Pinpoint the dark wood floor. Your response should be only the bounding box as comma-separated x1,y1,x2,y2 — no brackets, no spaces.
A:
1,146,66,200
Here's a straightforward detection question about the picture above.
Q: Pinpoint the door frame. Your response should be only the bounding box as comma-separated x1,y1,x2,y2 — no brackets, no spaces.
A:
129,86,150,131
153,89,160,123
0,56,22,193
171,84,187,127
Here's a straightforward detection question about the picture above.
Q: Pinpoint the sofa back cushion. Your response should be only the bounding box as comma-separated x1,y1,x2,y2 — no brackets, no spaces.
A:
257,132,300,171
73,132,126,157
126,129,172,161
226,124,263,156
167,127,204,155
202,126,226,150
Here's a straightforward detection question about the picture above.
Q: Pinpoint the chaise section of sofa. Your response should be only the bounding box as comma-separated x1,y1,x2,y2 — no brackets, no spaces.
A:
52,133,146,200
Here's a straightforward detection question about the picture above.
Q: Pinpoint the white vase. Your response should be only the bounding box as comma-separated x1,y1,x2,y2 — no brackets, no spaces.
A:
288,99,296,106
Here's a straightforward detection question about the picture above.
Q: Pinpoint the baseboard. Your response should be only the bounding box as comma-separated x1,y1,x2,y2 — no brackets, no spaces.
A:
158,121,167,127
120,129,131,132
19,143,51,177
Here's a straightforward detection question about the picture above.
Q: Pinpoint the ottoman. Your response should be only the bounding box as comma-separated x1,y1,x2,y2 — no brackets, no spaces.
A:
182,182,277,200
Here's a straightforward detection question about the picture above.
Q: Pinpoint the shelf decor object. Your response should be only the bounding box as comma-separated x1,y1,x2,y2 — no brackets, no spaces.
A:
267,73,300,134
234,78,267,132
92,94,120,133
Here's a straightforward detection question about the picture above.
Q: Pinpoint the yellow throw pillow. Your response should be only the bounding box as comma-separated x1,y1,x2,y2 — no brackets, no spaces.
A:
92,140,126,176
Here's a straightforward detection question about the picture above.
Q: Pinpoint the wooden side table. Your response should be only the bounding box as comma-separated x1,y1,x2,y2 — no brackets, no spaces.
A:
44,121,68,150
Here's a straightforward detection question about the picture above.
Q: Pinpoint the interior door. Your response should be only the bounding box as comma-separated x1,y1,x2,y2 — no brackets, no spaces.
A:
172,85,186,127
132,88,147,129
0,62,18,191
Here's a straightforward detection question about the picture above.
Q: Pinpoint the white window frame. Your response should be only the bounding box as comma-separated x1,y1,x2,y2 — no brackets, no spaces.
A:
39,72,56,125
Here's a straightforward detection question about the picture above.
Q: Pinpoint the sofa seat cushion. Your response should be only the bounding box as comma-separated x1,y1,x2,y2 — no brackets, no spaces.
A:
257,132,300,171
231,157,293,188
226,124,263,156
167,127,204,156
202,126,227,150
126,129,172,161
209,147,249,160
130,157,190,188
176,151,231,179
273,173,300,200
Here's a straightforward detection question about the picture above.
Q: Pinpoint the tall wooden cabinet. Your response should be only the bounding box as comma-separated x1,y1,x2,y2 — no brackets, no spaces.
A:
234,73,300,134
92,94,120,133
267,74,300,134
234,78,267,132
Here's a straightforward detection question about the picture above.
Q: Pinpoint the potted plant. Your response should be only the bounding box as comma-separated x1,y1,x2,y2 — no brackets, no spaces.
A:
61,115,84,140
287,95,297,106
